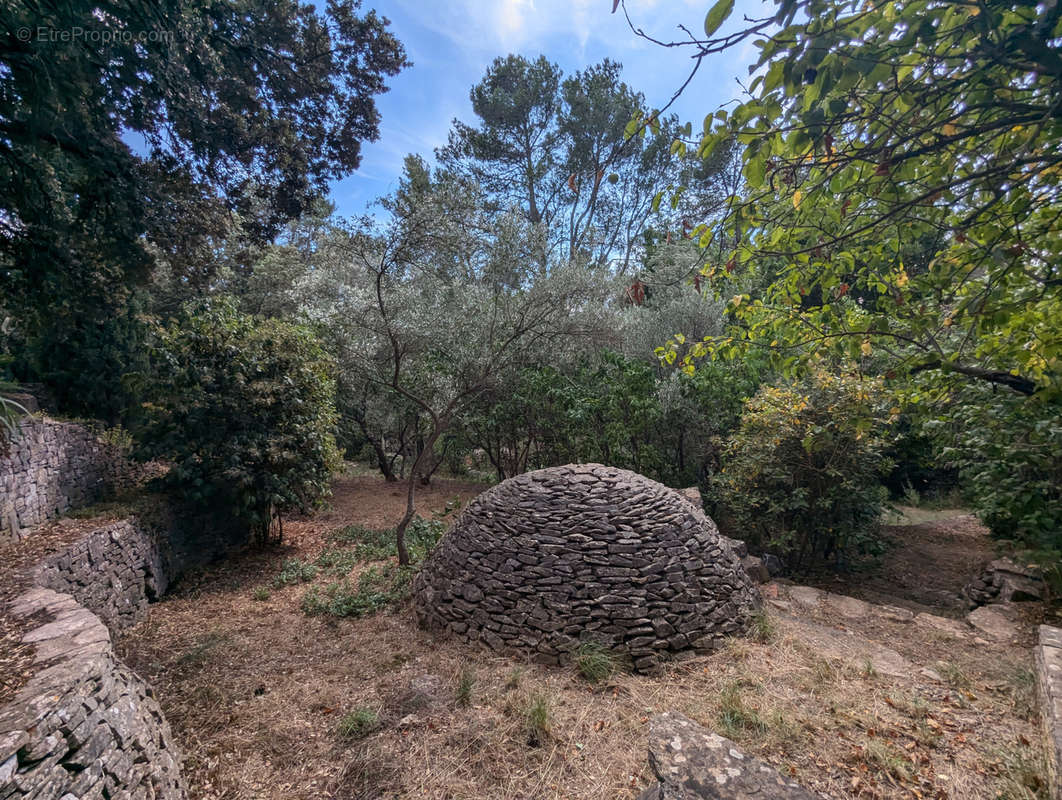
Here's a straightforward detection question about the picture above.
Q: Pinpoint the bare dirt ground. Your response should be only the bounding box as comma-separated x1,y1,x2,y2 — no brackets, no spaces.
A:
115,474,1049,800
798,507,1004,618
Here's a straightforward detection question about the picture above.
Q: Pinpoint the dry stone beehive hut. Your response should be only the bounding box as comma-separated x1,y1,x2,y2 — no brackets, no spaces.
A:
412,463,759,671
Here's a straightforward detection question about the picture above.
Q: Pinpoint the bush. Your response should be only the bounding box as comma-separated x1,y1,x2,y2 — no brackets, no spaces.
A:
933,387,1062,559
138,297,341,545
706,370,892,568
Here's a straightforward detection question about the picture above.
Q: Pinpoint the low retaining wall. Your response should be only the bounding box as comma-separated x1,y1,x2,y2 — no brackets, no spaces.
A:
1038,624,1062,800
0,417,126,542
34,519,169,632
0,515,187,799
0,588,186,799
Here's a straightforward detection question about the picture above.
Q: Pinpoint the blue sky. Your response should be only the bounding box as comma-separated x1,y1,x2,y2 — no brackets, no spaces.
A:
333,0,770,217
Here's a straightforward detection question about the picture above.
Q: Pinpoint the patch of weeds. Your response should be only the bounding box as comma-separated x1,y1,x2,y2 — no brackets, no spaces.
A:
252,586,271,601
861,658,878,679
575,641,617,684
302,565,413,618
749,610,777,643
405,516,445,562
331,524,394,560
989,743,1048,800
763,710,804,752
504,667,524,691
177,631,230,666
938,660,971,690
864,739,912,782
716,680,767,740
329,516,444,564
314,547,359,577
336,707,380,740
522,692,552,746
1006,666,1037,719
274,558,318,588
455,668,475,707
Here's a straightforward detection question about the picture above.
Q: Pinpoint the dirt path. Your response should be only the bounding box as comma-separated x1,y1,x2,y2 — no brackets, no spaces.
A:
798,508,998,618
114,476,1049,800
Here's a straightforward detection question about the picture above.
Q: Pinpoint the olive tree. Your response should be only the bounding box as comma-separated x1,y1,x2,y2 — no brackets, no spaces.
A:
296,164,613,564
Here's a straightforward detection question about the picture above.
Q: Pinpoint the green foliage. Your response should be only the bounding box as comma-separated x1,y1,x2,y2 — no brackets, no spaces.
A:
139,298,341,545
455,668,475,708
574,642,618,684
439,55,677,269
330,517,444,563
932,387,1062,556
716,680,767,739
274,559,318,588
252,587,271,602
0,393,28,446
1,0,407,416
301,565,413,618
463,352,761,487
17,294,151,424
706,370,892,567
336,708,380,740
652,0,1062,407
749,611,776,644
520,693,552,746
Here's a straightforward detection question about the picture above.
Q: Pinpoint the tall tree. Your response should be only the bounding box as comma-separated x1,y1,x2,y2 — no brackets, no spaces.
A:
439,54,678,271
291,162,611,564
0,0,408,414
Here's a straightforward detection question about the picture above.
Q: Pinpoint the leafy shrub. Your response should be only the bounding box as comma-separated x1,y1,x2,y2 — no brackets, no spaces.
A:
461,352,762,487
706,370,892,568
138,297,341,546
934,387,1062,558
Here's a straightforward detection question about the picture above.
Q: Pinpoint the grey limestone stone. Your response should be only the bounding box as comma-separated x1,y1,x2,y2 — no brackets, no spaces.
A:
638,712,821,799
413,464,759,672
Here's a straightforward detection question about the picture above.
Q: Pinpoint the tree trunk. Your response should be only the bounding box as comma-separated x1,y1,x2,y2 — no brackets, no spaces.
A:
395,422,446,566
352,413,398,482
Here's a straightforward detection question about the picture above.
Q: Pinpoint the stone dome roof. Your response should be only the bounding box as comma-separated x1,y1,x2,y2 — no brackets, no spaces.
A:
412,463,759,672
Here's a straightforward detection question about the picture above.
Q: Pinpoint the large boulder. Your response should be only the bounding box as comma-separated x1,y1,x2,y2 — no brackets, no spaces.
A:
412,464,759,672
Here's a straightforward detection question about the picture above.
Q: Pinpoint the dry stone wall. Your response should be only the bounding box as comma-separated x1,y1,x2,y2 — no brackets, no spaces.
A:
34,519,169,632
0,417,126,542
413,463,759,672
0,588,186,800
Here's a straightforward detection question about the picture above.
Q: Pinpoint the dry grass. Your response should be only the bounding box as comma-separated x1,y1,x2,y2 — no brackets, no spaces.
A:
114,476,1050,800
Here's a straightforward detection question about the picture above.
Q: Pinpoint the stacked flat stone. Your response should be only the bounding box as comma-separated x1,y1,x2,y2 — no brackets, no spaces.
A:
413,464,759,672
35,519,168,632
0,588,186,800
0,417,134,542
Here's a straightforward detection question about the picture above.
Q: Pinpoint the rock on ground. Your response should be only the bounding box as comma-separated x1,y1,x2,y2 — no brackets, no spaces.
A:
638,712,821,799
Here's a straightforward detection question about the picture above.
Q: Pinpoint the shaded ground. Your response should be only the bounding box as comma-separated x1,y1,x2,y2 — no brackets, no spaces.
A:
798,507,1003,618
114,476,1049,800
